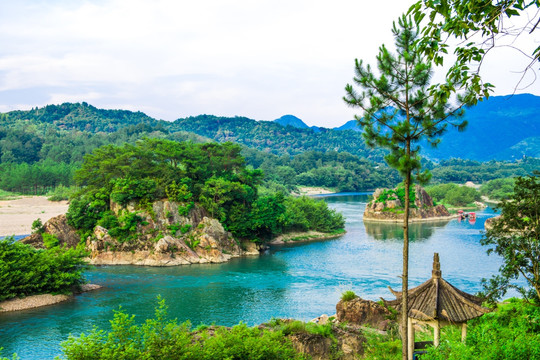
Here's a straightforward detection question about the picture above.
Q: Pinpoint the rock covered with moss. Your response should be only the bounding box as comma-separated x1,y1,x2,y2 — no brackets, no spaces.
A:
364,185,452,222
335,296,393,331
23,199,263,266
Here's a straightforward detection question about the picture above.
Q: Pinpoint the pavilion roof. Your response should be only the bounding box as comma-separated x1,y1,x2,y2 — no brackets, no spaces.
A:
383,253,491,323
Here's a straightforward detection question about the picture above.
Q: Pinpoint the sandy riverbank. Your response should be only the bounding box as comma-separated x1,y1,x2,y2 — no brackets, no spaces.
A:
0,196,69,237
294,187,335,196
0,284,102,312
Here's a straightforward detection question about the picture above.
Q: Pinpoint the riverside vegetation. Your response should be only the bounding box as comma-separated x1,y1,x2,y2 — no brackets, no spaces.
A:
66,138,344,243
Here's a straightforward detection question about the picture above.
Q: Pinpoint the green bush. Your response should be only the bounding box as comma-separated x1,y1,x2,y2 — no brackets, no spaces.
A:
425,183,481,207
480,177,515,200
42,233,60,249
282,196,345,233
46,185,76,201
341,290,357,302
110,177,157,206
31,218,45,234
422,299,540,360
0,237,88,301
376,186,416,208
61,299,306,360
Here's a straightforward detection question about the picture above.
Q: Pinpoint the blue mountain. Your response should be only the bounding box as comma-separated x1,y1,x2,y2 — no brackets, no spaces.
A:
335,120,360,131
332,94,540,160
273,115,309,129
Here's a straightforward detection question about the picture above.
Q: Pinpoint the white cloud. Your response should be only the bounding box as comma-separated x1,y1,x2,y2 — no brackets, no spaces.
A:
0,0,538,127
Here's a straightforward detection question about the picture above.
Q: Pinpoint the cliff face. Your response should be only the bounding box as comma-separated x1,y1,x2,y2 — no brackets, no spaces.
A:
23,200,262,266
364,185,452,222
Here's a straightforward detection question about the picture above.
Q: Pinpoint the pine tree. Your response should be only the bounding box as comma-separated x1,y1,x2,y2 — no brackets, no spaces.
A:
343,16,481,359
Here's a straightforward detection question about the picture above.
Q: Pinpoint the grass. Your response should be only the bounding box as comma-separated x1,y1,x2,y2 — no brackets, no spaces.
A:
341,290,357,302
266,318,335,339
0,190,20,200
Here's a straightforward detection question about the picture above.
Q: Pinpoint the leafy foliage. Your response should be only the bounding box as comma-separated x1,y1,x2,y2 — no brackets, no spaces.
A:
480,172,540,303
410,0,537,97
341,290,357,302
480,177,516,200
425,183,481,207
61,299,306,360
422,299,540,360
31,218,45,234
0,237,88,301
67,138,344,242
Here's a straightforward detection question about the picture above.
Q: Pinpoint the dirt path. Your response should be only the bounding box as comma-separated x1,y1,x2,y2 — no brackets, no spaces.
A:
0,196,69,237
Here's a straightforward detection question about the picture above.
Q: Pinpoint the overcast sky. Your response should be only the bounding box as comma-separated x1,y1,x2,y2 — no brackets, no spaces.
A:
1,0,539,128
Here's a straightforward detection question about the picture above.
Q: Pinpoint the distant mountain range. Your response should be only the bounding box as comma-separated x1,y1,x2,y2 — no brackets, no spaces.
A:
271,94,540,161
2,94,539,162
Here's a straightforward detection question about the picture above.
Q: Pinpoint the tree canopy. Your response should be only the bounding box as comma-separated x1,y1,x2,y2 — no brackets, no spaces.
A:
481,172,540,304
67,138,345,242
410,0,539,93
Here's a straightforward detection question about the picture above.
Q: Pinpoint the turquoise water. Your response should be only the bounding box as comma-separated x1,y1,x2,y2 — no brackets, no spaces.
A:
0,193,502,359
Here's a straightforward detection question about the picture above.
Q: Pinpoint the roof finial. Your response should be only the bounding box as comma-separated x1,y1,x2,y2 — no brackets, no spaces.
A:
432,253,441,278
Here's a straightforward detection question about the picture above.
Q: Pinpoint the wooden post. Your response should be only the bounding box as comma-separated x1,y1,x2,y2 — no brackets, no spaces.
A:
461,323,467,343
433,320,440,347
408,317,415,360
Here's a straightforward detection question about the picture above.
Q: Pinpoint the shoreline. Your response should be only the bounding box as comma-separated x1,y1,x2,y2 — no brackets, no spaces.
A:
0,284,102,313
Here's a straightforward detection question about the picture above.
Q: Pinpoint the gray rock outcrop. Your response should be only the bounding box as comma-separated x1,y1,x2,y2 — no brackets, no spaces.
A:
21,214,80,249
335,296,393,331
22,200,263,266
364,185,452,222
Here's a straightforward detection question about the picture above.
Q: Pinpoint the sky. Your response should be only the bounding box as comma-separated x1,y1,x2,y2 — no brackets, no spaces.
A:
1,0,539,128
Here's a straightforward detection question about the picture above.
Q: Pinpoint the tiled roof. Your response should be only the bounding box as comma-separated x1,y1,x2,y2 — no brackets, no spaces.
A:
383,253,491,323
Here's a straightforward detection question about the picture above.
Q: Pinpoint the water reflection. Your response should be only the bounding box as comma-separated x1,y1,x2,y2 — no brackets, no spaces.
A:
364,220,451,242
0,193,509,359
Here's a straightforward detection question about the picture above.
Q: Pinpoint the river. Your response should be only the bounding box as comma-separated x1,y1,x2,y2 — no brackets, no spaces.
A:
0,193,503,359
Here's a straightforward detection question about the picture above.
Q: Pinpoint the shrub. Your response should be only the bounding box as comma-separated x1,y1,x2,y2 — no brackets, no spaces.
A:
341,290,357,302
42,233,59,249
61,299,306,360
46,185,76,201
421,299,540,360
31,218,45,234
0,237,88,301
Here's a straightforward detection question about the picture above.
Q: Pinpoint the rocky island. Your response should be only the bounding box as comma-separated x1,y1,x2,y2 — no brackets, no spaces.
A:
20,139,345,266
363,185,455,222
22,201,262,266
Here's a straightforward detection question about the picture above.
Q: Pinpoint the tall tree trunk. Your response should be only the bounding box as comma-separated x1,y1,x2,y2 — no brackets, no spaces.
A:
402,141,412,360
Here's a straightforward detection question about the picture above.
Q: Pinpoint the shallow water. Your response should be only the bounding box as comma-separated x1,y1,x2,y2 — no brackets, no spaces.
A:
0,193,503,359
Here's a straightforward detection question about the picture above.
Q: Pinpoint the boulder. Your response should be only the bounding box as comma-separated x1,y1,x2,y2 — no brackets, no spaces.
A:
288,333,334,360
414,185,434,208
336,297,393,331
20,214,80,249
287,324,364,360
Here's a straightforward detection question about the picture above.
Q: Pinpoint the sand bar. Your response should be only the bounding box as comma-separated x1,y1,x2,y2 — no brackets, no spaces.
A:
0,196,69,237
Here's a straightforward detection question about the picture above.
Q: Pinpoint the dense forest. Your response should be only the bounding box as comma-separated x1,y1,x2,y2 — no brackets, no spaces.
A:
0,102,538,197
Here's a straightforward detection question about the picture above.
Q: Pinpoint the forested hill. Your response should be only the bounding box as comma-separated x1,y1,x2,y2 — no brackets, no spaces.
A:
168,115,387,160
5,102,166,133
